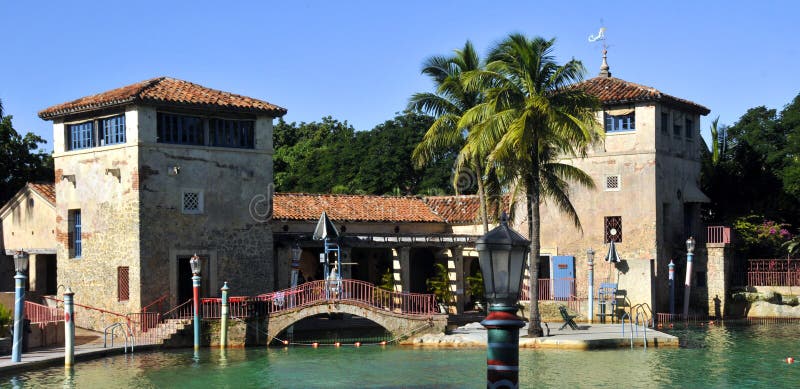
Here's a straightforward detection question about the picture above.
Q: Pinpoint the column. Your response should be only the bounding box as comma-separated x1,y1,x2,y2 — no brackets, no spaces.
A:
392,247,410,292
706,243,733,318
275,245,291,290
448,247,465,314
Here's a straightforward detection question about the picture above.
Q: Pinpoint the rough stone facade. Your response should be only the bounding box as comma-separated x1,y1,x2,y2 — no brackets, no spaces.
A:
47,102,278,329
515,100,708,314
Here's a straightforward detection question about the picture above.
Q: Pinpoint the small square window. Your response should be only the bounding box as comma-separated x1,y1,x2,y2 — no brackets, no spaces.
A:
605,175,620,191
182,190,204,214
604,216,622,243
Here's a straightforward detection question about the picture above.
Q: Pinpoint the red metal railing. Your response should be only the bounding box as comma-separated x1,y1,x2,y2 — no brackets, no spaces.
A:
742,259,800,286
24,301,64,325
142,293,169,315
521,278,578,302
707,226,732,244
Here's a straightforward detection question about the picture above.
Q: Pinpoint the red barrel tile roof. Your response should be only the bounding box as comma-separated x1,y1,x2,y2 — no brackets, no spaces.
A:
578,76,710,115
39,77,287,119
28,182,55,205
423,195,481,224
273,193,444,223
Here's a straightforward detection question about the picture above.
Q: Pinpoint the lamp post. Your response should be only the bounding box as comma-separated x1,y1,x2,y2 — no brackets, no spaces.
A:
683,237,695,318
190,254,201,351
477,214,529,389
290,244,302,289
668,260,676,315
11,250,29,362
220,282,229,349
587,248,595,324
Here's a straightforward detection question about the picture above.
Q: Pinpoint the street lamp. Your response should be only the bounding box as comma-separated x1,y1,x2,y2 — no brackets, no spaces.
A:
587,248,595,324
290,244,302,289
190,254,201,351
477,214,529,388
683,237,695,318
11,250,29,362
668,260,676,315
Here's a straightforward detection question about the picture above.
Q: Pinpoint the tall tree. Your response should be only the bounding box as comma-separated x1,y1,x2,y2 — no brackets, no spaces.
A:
460,35,600,336
409,41,493,232
0,99,53,205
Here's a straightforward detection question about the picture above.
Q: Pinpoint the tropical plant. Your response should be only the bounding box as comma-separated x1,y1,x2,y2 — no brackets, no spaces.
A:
459,34,601,336
0,304,11,337
466,269,485,311
733,215,793,258
409,41,495,232
709,116,722,166
426,263,454,310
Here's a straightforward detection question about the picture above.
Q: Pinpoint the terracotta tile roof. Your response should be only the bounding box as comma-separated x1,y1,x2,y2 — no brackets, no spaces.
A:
39,77,287,119
577,76,710,115
28,182,55,205
273,193,444,223
423,195,481,224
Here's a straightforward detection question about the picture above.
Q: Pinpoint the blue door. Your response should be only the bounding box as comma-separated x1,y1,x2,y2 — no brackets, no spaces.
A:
552,256,575,300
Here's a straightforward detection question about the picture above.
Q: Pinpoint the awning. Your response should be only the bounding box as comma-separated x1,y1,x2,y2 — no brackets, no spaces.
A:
682,184,711,203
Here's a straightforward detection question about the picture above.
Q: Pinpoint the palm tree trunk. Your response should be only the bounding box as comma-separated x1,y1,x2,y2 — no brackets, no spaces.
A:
527,175,544,337
474,161,490,233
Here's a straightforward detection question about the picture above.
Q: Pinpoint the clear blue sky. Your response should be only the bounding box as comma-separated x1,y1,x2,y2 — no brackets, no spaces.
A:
2,1,799,152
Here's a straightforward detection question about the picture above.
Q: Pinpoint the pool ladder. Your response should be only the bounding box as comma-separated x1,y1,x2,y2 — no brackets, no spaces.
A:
104,322,135,353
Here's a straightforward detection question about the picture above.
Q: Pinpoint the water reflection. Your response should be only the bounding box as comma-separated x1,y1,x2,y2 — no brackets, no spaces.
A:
2,324,800,388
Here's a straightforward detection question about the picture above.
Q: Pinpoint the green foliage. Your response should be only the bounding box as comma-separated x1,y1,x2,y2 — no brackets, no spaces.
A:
466,269,485,304
0,304,11,337
0,100,54,205
378,267,394,291
273,113,455,195
732,215,793,258
701,93,800,225
426,263,454,305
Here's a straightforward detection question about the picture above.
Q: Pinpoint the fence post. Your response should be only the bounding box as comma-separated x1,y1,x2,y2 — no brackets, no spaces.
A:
64,287,75,368
220,282,229,349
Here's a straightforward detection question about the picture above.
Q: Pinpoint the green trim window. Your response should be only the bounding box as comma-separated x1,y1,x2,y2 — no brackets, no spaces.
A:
209,118,255,149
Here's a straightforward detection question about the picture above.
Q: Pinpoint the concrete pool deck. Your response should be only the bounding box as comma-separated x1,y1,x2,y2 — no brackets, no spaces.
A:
0,329,159,376
404,321,680,349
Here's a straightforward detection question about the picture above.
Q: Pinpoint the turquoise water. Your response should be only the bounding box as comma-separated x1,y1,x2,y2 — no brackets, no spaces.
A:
3,323,800,388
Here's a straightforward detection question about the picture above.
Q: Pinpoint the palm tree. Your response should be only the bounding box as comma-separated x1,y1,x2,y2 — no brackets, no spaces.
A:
460,34,601,336
409,41,494,233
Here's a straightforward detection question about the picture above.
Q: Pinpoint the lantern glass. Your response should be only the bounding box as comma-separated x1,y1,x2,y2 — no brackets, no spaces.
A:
189,255,201,275
476,214,530,306
291,246,302,262
13,252,29,273
686,237,696,253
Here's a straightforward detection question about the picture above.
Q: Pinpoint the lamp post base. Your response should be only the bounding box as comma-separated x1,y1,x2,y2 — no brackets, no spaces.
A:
481,306,525,389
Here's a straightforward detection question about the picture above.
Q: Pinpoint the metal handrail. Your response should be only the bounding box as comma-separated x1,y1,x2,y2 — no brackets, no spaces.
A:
104,322,131,353
635,312,647,350
620,312,633,349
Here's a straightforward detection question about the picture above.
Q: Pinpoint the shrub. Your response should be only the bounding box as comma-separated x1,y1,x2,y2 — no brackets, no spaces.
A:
733,215,793,258
0,304,11,337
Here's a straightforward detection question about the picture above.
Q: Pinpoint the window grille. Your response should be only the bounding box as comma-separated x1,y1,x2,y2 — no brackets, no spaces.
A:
660,112,669,134
605,175,620,191
101,115,126,145
69,209,82,258
210,118,255,149
182,191,203,214
118,266,130,301
69,121,94,150
604,216,622,243
157,113,204,145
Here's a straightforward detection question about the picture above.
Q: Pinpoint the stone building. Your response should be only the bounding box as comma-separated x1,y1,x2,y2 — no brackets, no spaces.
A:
37,77,286,318
516,57,711,313
0,183,58,295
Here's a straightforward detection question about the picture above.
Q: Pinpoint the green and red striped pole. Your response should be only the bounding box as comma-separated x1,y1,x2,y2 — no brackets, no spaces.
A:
481,306,525,388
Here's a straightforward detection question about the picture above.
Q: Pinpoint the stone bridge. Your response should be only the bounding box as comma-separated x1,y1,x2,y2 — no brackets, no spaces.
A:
266,299,447,341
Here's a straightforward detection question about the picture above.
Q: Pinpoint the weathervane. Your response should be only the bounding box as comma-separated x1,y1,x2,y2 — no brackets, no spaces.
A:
589,24,611,77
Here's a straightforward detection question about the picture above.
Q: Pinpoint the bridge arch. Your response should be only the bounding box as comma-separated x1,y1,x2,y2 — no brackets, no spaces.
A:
266,300,445,342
